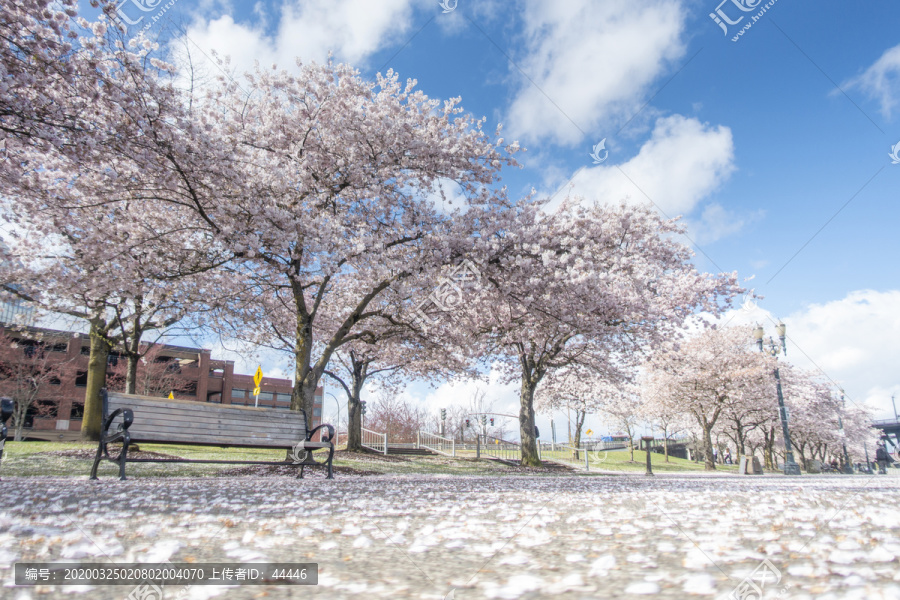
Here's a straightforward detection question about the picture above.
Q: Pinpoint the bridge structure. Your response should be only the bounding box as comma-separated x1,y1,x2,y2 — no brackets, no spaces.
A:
871,417,900,450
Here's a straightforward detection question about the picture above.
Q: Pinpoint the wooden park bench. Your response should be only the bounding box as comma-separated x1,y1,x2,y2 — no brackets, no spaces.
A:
89,389,334,480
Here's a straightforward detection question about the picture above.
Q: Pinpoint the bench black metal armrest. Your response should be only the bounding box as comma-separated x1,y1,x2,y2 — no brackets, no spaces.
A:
91,389,134,481
102,408,134,444
307,423,335,444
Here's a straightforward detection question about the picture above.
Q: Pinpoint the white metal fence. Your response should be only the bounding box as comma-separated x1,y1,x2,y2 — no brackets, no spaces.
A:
538,444,593,470
361,427,388,455
481,437,522,462
418,431,456,457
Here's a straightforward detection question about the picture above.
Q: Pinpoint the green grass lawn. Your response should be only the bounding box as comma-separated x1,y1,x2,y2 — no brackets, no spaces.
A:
572,448,742,473
0,441,743,478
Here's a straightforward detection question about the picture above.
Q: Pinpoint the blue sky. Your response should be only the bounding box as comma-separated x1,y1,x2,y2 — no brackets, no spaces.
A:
104,0,900,432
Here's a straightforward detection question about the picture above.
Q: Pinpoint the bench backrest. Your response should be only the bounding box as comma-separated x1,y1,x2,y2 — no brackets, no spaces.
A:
105,391,308,448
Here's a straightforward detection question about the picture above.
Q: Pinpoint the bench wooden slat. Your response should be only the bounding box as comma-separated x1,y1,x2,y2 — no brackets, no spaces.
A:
108,410,307,433
107,393,307,422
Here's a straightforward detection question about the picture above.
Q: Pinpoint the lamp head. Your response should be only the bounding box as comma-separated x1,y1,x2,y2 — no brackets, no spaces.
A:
753,325,764,352
776,321,787,355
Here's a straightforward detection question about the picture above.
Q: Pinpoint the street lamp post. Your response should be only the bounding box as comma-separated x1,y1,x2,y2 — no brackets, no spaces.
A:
326,392,341,445
837,389,854,474
754,322,802,476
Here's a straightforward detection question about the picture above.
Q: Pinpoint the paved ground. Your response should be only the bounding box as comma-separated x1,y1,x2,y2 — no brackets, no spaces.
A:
2,473,899,599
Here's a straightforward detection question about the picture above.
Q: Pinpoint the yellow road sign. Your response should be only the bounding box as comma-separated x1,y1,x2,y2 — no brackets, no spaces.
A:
586,429,593,436
253,366,263,387
168,392,174,399
253,387,261,397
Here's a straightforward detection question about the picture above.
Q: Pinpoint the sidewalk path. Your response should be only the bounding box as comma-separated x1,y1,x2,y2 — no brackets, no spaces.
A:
2,474,899,599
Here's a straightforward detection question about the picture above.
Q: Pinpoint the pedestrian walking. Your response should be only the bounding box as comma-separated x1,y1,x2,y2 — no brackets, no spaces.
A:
712,447,718,464
723,448,732,464
875,443,890,474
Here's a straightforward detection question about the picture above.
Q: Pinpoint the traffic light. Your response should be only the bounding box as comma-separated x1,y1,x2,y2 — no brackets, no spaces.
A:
490,418,494,426
360,401,367,416
441,408,446,420
481,415,487,427
465,419,470,428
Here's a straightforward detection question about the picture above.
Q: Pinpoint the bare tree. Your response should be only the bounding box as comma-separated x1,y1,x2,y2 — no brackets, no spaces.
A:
0,332,74,441
365,390,429,444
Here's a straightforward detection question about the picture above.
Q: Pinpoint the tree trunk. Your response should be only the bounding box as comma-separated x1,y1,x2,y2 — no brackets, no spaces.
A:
81,321,111,441
124,332,141,395
12,392,32,442
663,428,669,462
702,424,716,471
347,394,362,451
346,363,366,452
518,377,541,467
796,442,807,471
13,401,26,442
765,425,776,470
572,409,585,460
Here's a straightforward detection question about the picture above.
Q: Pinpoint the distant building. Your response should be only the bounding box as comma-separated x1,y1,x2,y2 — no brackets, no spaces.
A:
0,239,36,327
0,295,34,328
0,324,324,440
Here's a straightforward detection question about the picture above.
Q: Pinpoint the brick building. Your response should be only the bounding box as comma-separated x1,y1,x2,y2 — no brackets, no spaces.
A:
0,325,324,440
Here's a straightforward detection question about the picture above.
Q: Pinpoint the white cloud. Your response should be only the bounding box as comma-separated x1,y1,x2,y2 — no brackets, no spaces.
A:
722,289,900,421
842,43,900,120
687,202,762,245
506,0,687,146
175,0,420,77
555,115,736,221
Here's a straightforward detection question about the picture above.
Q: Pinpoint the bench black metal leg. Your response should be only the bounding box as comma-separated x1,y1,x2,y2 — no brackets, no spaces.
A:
326,445,334,480
89,441,104,481
298,464,305,479
118,433,130,481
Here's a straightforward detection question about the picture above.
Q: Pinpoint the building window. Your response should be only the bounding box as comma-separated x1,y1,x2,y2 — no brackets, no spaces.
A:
70,402,85,420
51,342,68,353
258,392,274,401
81,346,91,356
75,371,88,387
19,340,42,359
232,389,248,398
182,381,198,397
276,393,292,403
49,376,61,385
24,401,58,427
313,407,321,417
107,352,119,367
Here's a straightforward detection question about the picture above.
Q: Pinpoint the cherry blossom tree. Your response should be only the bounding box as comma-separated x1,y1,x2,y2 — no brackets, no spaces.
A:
455,200,740,466
536,365,623,458
159,59,523,423
324,334,462,452
1,2,239,438
4,1,521,434
644,325,770,470
640,372,692,462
